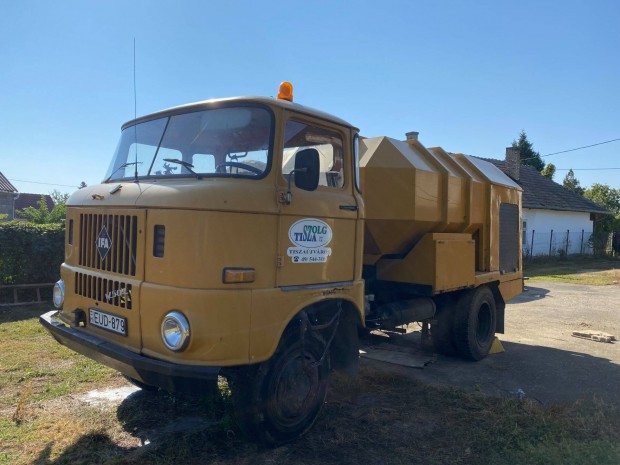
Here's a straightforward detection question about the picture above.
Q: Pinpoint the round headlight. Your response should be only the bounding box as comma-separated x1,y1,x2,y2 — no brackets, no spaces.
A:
161,311,190,351
53,280,65,309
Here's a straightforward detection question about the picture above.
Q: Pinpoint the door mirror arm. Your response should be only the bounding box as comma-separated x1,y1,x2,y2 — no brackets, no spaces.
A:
284,168,307,204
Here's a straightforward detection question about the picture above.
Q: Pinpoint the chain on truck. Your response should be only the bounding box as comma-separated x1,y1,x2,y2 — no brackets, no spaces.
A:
41,82,523,446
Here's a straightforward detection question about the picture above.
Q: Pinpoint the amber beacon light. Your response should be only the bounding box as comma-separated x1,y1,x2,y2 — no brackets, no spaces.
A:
277,81,294,102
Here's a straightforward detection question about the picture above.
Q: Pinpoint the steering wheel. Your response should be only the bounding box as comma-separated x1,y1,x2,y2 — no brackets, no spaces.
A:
215,161,263,175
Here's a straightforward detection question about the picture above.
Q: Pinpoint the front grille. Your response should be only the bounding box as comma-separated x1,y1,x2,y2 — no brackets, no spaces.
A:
75,272,133,309
78,214,138,276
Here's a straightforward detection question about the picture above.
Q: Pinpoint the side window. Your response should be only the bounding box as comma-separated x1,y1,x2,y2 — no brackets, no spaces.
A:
283,120,344,189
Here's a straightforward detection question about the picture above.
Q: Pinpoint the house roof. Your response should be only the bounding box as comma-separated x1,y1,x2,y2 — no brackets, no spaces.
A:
0,172,17,193
14,193,55,220
483,159,611,215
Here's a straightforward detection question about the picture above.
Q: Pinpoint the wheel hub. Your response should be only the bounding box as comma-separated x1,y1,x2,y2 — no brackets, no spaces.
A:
275,355,319,422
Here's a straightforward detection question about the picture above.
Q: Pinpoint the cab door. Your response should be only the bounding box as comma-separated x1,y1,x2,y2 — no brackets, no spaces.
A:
276,116,358,287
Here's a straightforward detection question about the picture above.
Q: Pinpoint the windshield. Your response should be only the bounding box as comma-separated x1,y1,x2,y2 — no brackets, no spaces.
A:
104,105,273,182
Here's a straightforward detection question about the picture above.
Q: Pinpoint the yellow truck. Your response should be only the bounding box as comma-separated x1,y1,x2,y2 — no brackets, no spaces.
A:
41,82,522,445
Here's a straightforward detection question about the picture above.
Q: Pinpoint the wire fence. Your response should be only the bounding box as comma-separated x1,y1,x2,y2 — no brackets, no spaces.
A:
522,230,620,258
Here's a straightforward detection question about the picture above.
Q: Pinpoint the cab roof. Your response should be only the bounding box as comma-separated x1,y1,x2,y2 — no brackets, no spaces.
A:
121,96,357,131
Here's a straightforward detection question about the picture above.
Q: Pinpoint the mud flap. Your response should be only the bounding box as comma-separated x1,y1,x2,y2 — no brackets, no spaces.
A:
329,309,359,377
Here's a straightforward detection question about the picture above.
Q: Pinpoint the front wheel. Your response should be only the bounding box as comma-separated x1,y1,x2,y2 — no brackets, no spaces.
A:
228,332,329,446
453,286,497,361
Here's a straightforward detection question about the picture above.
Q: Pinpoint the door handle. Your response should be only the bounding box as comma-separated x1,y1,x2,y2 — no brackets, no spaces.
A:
339,205,358,211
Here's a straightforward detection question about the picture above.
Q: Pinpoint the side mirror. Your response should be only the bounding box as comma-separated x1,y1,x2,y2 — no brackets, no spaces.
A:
293,148,320,191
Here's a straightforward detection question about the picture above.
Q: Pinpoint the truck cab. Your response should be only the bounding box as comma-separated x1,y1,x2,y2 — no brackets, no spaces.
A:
42,85,366,444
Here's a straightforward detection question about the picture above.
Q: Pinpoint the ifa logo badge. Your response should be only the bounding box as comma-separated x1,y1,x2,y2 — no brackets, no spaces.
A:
96,226,113,261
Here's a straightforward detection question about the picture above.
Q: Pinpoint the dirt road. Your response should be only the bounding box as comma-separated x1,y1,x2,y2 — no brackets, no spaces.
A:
363,281,620,407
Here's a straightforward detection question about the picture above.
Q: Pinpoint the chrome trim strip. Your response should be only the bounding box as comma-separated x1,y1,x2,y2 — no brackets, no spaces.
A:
279,281,354,292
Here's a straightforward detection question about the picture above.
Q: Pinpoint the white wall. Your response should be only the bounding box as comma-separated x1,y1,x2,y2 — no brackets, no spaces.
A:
522,208,594,255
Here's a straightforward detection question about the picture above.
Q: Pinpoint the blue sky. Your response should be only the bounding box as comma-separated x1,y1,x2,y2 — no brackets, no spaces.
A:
1,0,619,195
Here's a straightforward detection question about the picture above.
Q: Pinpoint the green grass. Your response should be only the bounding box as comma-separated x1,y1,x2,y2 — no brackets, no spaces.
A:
1,304,619,465
0,304,122,409
524,255,620,285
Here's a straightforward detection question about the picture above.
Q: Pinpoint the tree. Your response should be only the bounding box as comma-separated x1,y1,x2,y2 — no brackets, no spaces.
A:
78,181,87,189
512,130,545,172
562,169,584,195
584,184,620,214
584,183,620,233
541,163,556,180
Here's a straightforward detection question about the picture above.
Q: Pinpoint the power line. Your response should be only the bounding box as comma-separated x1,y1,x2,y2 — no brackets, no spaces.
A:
541,138,620,157
555,167,620,171
521,137,620,161
8,178,78,188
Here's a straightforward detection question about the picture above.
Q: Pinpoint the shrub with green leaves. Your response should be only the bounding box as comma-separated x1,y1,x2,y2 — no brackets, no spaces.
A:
0,221,65,284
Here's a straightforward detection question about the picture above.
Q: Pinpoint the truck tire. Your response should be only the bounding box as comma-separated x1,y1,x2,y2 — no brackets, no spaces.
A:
228,331,330,446
430,303,458,356
453,286,497,361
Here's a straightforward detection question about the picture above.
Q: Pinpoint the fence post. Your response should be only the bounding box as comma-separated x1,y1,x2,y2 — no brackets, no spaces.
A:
531,229,535,257
565,229,569,255
549,229,554,256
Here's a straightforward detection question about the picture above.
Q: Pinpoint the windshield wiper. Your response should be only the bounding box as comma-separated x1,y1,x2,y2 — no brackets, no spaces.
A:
163,159,202,179
104,162,142,183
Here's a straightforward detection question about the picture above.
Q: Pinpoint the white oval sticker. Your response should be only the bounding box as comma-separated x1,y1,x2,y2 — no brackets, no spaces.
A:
287,219,333,264
288,218,332,248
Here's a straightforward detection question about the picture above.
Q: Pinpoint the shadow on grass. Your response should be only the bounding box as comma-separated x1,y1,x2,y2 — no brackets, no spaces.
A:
28,342,620,465
116,387,232,444
32,435,119,465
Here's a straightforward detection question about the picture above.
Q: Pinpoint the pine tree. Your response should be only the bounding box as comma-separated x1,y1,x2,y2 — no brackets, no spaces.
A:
511,130,545,172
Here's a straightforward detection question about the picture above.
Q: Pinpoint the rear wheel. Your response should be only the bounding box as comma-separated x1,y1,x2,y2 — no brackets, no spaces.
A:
228,332,329,446
453,286,497,361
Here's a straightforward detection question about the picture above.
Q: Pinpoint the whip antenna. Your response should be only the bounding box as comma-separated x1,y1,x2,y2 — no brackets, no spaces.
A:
133,37,139,182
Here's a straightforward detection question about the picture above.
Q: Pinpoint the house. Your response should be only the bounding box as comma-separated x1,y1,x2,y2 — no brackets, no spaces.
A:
14,193,55,221
0,172,19,220
483,148,611,256
0,171,55,221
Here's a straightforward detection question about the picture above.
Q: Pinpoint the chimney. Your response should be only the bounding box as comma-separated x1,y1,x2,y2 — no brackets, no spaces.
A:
405,131,419,141
505,147,520,181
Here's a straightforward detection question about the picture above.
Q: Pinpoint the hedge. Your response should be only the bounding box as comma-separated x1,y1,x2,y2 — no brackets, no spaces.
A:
0,221,65,285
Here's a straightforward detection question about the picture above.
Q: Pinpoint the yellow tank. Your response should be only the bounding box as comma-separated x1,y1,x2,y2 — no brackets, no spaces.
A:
359,134,522,277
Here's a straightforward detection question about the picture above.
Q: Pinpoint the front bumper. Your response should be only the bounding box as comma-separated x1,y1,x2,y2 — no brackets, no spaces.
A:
40,310,220,392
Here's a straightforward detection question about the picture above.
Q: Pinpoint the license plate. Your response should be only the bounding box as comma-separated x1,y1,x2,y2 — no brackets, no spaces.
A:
89,308,127,336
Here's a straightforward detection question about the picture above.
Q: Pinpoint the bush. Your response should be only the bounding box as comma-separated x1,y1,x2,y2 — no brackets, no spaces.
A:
0,221,65,285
